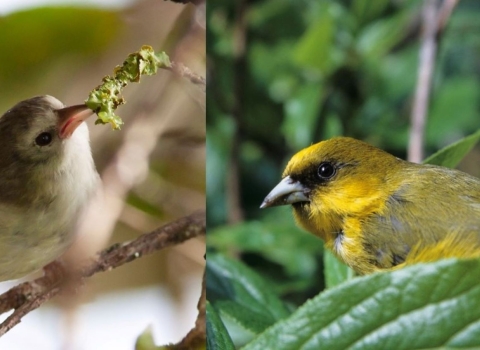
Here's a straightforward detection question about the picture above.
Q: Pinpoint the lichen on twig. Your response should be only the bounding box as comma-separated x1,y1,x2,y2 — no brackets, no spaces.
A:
85,45,172,130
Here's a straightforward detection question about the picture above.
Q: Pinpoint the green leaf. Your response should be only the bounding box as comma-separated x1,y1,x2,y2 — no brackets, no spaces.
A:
249,41,299,101
423,129,480,168
282,84,324,149
323,250,354,288
322,113,343,139
426,77,480,146
208,209,323,279
243,259,480,349
293,3,343,74
207,253,290,346
126,193,164,219
357,12,409,59
207,302,235,350
135,326,157,350
352,0,390,25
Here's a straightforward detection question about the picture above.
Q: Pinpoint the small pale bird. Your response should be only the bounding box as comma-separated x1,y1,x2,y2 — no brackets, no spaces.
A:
0,95,99,281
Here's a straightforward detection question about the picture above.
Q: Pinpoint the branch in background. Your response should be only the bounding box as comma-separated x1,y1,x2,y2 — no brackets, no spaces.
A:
0,211,206,337
166,61,207,92
436,0,460,36
165,0,204,6
392,0,459,53
408,0,440,162
408,0,458,163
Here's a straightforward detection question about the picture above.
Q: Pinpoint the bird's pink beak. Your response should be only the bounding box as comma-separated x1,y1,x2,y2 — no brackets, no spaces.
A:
57,104,94,139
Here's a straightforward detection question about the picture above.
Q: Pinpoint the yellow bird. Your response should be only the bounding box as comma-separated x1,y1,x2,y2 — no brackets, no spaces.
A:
261,137,480,274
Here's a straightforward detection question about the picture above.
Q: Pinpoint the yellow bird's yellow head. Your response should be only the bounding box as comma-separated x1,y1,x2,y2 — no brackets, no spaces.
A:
261,137,403,241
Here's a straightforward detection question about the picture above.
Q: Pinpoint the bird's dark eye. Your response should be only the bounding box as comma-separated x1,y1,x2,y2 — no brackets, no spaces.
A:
317,162,335,179
35,132,52,146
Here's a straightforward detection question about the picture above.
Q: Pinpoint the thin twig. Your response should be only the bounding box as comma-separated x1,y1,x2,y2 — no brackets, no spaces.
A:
165,0,204,5
0,262,65,314
437,0,460,35
166,61,206,92
408,0,459,162
83,211,205,277
408,0,440,163
0,211,206,336
0,287,61,337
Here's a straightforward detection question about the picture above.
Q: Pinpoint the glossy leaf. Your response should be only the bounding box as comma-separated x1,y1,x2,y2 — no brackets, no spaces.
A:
207,253,290,346
244,259,480,349
423,129,480,168
293,3,341,74
357,13,409,59
352,0,390,25
426,78,480,147
207,302,235,350
208,209,323,279
323,250,354,288
283,85,324,149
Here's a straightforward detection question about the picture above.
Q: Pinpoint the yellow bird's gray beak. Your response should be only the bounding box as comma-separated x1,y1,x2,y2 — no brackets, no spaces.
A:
260,176,310,208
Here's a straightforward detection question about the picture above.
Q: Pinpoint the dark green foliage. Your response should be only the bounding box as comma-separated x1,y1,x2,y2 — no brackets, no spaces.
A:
207,0,480,348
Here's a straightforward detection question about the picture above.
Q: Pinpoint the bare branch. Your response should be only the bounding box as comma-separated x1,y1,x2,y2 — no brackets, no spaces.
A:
165,0,204,5
84,211,205,276
0,287,60,337
437,0,460,35
166,61,206,92
0,261,65,315
0,211,206,336
408,0,440,163
408,0,459,162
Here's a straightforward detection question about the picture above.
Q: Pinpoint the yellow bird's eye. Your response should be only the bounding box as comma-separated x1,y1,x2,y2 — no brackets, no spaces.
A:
317,162,335,179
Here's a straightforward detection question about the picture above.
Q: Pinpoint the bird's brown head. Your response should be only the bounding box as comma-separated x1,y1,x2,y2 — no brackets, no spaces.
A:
0,95,93,165
261,137,404,238
0,95,95,207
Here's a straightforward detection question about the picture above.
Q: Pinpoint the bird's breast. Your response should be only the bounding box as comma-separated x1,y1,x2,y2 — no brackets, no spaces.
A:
0,136,99,281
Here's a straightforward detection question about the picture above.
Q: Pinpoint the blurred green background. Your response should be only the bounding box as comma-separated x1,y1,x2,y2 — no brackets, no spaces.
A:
207,0,480,344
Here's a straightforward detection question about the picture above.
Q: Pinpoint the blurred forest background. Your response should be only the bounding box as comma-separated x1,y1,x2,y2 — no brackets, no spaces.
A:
0,0,205,349
207,0,480,346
